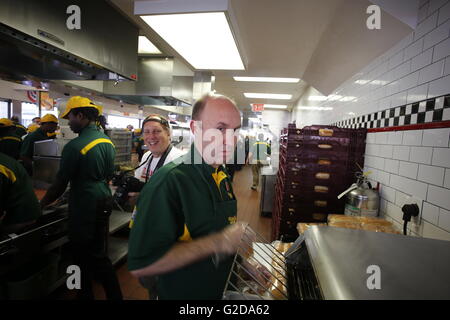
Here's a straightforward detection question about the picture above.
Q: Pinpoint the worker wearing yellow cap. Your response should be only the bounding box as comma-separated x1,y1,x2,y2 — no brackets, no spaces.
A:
10,116,27,138
20,114,58,176
27,123,39,133
0,152,41,234
0,118,22,160
40,96,122,300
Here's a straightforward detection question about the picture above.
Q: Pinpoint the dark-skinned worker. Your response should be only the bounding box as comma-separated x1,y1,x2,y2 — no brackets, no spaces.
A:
0,118,22,160
0,152,41,235
40,96,122,300
128,93,250,300
20,114,58,176
10,116,27,138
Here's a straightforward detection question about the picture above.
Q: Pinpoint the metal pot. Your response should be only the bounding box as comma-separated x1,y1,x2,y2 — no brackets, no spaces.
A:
338,180,380,217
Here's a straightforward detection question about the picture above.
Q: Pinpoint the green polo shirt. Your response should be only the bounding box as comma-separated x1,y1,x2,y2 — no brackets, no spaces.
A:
0,134,22,160
0,152,41,226
56,124,115,242
251,141,271,161
20,128,49,159
14,124,27,138
128,145,237,300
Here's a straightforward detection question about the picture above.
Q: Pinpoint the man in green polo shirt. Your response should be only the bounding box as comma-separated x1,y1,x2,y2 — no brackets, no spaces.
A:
249,133,271,190
10,116,27,138
40,96,122,300
0,118,22,160
128,93,247,300
20,114,58,175
0,152,41,234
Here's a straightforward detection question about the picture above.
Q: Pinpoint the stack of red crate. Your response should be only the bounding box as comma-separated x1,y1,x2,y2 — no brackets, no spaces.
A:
272,124,367,241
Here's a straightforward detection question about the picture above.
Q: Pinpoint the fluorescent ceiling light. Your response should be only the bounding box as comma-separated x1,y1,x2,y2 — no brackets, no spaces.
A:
327,95,342,101
262,104,288,109
141,12,244,70
297,107,333,111
244,93,292,100
308,96,327,101
138,36,161,54
234,77,300,83
340,96,357,102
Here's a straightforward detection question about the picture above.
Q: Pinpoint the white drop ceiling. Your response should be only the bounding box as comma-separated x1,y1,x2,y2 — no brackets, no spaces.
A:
110,0,415,112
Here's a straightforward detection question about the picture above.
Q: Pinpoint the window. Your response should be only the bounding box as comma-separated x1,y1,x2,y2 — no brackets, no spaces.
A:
21,102,59,127
107,115,140,129
0,101,9,118
21,102,39,127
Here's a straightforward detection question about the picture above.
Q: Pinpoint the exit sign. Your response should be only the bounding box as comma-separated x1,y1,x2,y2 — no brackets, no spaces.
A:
251,104,264,112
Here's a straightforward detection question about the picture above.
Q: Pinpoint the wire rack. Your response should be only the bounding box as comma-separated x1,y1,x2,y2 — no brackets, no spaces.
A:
222,226,291,300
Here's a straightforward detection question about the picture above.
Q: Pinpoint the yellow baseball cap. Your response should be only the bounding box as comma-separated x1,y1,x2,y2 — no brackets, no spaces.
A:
40,114,58,124
0,118,14,127
60,96,103,119
27,123,39,133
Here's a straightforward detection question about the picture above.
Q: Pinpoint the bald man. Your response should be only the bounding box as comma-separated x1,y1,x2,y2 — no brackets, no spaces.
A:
128,93,247,300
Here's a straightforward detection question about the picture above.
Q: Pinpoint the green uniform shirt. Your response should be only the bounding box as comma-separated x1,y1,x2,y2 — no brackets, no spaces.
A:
0,152,41,226
0,134,22,160
56,124,115,242
251,141,271,161
14,124,27,138
128,145,237,300
20,128,49,158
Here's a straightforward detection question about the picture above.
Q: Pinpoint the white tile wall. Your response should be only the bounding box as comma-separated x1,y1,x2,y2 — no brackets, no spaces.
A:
393,145,411,160
399,161,419,179
445,169,450,188
418,164,445,185
303,0,450,241
422,128,450,146
439,208,450,232
433,37,450,61
414,12,439,41
427,185,450,208
411,48,434,72
391,174,428,199
387,131,403,145
409,146,433,164
379,145,394,158
419,59,445,84
423,19,450,50
428,74,450,97
438,1,450,24
432,148,450,167
402,130,423,145
423,202,440,224
385,159,400,174
381,185,397,203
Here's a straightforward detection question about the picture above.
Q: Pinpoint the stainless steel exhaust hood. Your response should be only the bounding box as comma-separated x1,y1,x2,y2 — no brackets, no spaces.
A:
0,0,138,82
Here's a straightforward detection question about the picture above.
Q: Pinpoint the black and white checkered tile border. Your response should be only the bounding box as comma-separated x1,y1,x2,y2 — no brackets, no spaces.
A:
332,95,450,129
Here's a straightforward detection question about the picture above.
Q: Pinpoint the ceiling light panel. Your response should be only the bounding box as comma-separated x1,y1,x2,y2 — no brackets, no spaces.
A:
138,36,162,54
141,12,244,70
233,77,300,83
244,93,292,100
262,104,288,109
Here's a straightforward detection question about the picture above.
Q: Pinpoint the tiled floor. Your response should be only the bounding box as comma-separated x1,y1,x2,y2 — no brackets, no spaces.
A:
52,165,271,300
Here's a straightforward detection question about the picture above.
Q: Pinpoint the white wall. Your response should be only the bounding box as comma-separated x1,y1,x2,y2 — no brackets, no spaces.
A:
365,129,450,241
261,110,290,138
293,0,450,127
291,0,450,241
